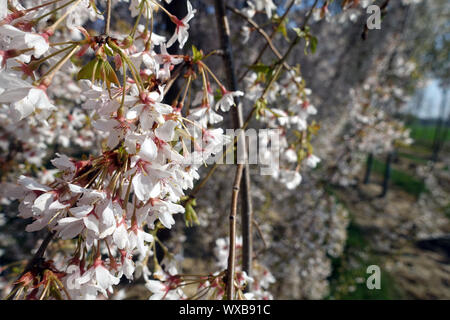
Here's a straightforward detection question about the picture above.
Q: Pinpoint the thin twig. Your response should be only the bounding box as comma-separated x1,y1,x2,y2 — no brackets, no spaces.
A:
38,45,79,85
6,231,55,300
252,218,268,255
226,164,244,300
237,0,296,82
105,0,112,35
301,0,320,30
163,62,187,96
227,5,291,72
45,0,83,34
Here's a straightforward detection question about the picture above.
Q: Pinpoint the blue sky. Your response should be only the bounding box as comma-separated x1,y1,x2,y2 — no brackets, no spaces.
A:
404,79,449,120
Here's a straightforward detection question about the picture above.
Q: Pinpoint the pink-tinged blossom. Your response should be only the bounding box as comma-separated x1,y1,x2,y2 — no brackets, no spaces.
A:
93,118,135,149
145,278,185,300
18,175,51,193
126,91,173,131
189,91,223,126
129,0,157,18
280,170,302,190
0,1,6,20
16,175,71,232
55,205,96,239
167,1,197,49
128,223,154,255
189,105,223,126
155,120,178,142
155,44,184,80
143,199,185,229
113,219,129,250
254,0,277,18
0,73,55,121
215,90,244,112
51,153,76,180
305,154,321,168
78,259,121,296
0,25,49,58
138,137,158,162
284,149,298,163
131,166,162,202
117,250,135,280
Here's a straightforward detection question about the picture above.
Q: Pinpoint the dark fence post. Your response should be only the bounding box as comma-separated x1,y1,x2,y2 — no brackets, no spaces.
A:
380,152,393,198
363,153,374,184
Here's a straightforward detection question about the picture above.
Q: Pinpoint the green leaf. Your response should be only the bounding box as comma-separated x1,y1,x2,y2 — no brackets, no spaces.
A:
293,27,306,38
309,36,318,54
192,45,203,62
255,98,268,120
184,199,199,227
297,149,306,162
104,43,114,57
214,88,223,102
76,57,101,81
276,19,289,41
102,60,120,87
304,34,318,55
293,26,317,55
248,63,271,75
77,57,120,90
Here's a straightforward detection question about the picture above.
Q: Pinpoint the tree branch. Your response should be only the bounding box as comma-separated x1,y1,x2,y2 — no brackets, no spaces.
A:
214,0,254,293
226,164,243,300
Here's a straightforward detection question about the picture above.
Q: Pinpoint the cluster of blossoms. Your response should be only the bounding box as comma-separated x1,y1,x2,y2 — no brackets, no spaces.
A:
413,164,450,239
311,0,376,24
237,1,393,190
137,236,276,300
243,70,321,189
329,53,414,186
310,0,422,26
240,17,312,183
239,0,377,44
0,104,94,173
0,0,249,299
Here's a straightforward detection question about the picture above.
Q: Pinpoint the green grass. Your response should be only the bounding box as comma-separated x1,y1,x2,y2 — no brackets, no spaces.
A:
327,222,405,300
402,143,433,157
444,203,450,219
371,158,426,197
407,123,450,144
325,187,406,299
396,151,429,164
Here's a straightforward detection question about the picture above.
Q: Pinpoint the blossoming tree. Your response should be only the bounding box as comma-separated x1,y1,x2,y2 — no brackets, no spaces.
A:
0,0,432,300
